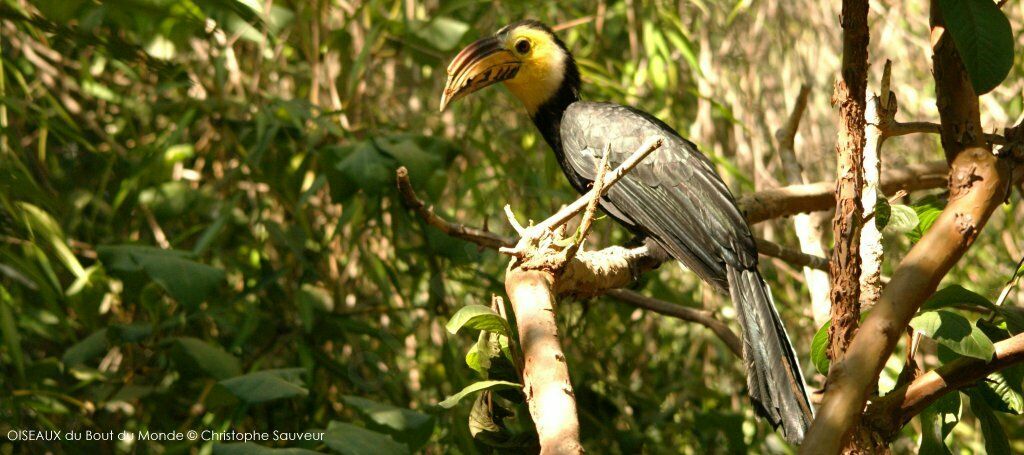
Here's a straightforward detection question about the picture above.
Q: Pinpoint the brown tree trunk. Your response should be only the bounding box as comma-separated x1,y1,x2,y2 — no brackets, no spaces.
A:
827,0,869,365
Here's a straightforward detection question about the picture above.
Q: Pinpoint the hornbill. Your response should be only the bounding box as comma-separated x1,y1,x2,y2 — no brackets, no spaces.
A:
440,20,813,443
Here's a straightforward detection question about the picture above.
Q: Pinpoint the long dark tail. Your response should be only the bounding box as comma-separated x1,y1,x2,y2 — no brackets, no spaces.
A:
726,265,813,444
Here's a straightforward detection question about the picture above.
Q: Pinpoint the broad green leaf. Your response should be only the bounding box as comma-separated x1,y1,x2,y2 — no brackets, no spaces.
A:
919,391,961,455
324,142,393,202
909,196,945,242
341,396,435,450
884,204,919,233
172,337,242,380
810,320,830,375
446,305,510,336
97,245,225,309
108,323,153,343
938,0,1014,94
967,389,1012,455
466,330,497,375
220,369,308,404
439,380,521,409
911,310,995,360
322,422,408,455
978,365,1024,415
410,17,469,52
62,329,110,368
921,285,996,312
997,306,1024,335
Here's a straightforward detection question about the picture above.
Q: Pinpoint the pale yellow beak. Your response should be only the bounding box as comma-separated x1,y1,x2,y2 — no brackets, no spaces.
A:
440,36,522,112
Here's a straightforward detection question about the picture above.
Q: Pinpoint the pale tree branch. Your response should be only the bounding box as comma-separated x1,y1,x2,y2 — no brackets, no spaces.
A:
860,60,894,314
775,83,832,326
500,137,664,454
738,161,948,224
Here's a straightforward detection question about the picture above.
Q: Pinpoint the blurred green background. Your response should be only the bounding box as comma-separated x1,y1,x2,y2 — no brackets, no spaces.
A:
1,0,1023,453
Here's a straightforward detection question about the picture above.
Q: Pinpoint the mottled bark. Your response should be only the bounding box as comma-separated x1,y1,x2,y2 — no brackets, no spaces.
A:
827,0,869,367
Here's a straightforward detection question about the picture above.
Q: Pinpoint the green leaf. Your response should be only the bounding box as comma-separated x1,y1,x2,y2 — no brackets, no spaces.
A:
810,320,830,375
0,286,24,379
322,422,409,455
909,196,945,242
324,142,394,202
911,310,995,360
410,17,469,52
919,391,961,455
62,329,110,368
997,306,1024,335
220,369,309,404
172,337,242,380
938,0,1014,94
17,202,86,279
967,389,1012,455
439,380,521,409
978,364,1024,415
874,197,892,230
921,285,996,312
884,204,919,233
341,396,435,450
446,305,510,336
97,245,225,309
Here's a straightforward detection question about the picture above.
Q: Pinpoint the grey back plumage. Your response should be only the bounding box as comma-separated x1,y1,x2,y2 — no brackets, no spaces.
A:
557,101,813,443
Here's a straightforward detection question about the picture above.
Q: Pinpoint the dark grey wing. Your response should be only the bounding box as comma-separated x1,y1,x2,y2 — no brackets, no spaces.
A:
559,101,756,291
559,102,813,442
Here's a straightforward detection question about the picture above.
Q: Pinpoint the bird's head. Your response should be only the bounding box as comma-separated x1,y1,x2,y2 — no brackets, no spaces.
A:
440,20,578,116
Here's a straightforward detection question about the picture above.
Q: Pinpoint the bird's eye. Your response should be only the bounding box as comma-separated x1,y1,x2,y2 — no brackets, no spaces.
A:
514,39,531,54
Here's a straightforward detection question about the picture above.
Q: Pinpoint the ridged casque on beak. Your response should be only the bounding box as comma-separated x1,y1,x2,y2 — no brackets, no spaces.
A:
439,36,522,111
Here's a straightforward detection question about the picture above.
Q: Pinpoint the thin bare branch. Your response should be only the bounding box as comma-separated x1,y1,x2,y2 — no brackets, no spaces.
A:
608,289,742,357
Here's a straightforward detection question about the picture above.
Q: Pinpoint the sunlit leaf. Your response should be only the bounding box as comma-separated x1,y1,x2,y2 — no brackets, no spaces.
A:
446,305,510,336
921,285,996,312
884,203,918,233
439,380,521,409
810,320,830,375
911,311,995,360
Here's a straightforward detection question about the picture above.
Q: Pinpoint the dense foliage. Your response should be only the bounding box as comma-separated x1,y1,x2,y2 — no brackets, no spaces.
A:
1,0,1023,453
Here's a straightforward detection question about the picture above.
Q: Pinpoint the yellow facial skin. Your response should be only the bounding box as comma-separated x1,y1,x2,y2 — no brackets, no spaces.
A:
500,26,567,116
440,25,567,116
